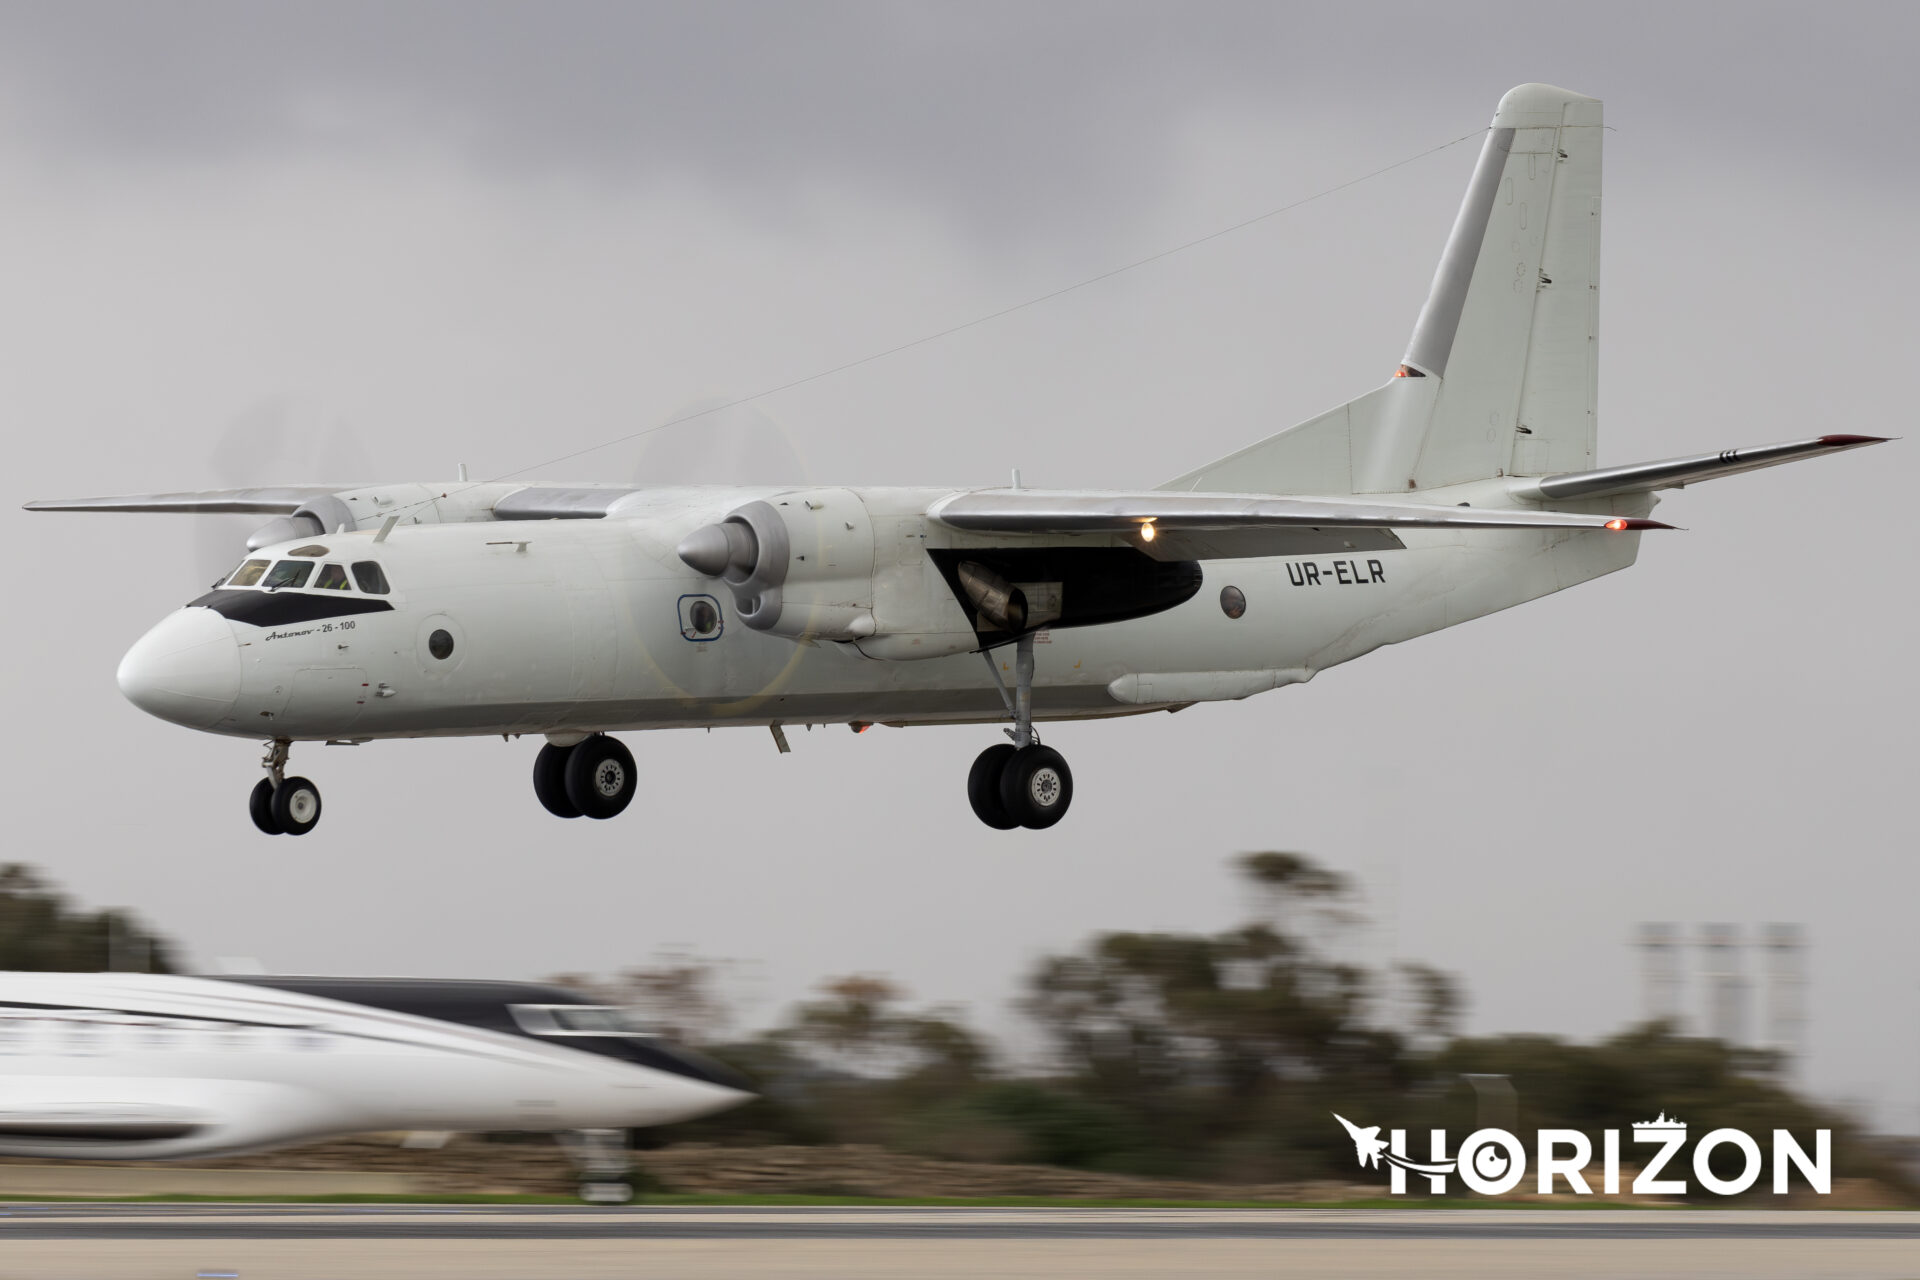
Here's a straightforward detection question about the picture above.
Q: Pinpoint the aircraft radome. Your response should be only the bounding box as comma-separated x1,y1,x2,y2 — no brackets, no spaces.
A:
0,972,751,1201
27,84,1887,836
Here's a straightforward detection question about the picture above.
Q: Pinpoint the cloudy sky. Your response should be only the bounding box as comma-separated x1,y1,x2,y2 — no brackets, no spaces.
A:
2,2,1915,1125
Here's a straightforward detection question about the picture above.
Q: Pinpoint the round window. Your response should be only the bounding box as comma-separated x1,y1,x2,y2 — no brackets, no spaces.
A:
428,629,455,660
689,599,719,635
1220,585,1247,619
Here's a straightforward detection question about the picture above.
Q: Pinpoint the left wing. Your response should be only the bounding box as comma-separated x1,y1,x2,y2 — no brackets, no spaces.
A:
929,490,1670,560
23,486,350,515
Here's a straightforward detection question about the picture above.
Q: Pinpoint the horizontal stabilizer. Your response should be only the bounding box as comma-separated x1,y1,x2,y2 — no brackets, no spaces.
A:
1519,435,1889,501
23,487,348,515
931,490,1669,560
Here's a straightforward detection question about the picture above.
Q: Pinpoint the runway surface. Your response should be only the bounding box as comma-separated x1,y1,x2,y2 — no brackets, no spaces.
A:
2,1204,1918,1239
4,1206,1917,1278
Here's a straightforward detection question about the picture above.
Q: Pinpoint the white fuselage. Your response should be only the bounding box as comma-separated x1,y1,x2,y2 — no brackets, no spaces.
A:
0,973,749,1161
116,479,1650,745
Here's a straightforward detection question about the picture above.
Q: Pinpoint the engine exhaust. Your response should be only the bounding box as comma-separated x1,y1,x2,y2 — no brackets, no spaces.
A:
957,561,1027,632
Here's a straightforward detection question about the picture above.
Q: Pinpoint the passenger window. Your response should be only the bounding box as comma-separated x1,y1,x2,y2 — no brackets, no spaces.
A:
351,561,391,595
314,563,351,591
263,560,314,590
227,559,271,587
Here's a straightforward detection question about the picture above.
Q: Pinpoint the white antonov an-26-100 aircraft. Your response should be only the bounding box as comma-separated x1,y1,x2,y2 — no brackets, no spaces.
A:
29,84,1886,836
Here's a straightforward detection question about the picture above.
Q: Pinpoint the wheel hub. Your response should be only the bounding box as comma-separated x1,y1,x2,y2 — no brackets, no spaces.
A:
286,788,317,824
1029,768,1061,807
595,762,626,797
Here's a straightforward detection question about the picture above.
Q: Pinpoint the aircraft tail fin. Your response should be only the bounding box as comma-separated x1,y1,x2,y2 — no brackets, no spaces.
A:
1163,84,1603,496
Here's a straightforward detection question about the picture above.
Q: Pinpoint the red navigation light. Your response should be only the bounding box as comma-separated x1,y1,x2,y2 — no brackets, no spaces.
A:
1604,518,1628,531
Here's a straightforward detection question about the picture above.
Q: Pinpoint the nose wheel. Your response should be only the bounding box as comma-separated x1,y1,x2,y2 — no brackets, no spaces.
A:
533,734,637,820
557,1128,636,1203
969,633,1074,830
249,740,322,836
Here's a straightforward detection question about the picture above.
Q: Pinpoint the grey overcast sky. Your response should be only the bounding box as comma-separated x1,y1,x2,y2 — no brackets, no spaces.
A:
3,2,1916,1125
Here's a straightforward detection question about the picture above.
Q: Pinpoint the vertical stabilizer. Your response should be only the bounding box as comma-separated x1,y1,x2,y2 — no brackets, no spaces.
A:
1163,84,1603,495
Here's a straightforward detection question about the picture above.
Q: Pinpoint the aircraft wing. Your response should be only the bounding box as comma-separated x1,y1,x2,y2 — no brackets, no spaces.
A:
929,490,1670,560
22,487,350,515
1518,434,1889,502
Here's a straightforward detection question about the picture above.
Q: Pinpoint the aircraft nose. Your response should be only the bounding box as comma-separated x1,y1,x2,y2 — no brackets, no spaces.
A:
645,1076,756,1126
117,608,242,729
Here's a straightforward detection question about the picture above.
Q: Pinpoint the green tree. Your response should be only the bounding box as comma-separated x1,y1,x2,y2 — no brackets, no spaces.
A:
0,864,178,973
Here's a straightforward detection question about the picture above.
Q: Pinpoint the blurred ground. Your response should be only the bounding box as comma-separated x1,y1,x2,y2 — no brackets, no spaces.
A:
0,1138,1909,1206
2,1208,1919,1280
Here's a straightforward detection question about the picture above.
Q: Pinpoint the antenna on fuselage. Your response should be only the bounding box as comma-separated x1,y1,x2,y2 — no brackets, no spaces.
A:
457,462,469,482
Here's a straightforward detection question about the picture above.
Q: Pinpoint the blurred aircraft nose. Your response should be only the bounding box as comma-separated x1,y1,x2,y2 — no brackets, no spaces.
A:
643,1075,755,1126
117,608,241,729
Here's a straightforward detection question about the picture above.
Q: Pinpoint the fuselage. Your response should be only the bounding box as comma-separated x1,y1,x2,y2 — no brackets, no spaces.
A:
115,479,1649,745
0,972,749,1161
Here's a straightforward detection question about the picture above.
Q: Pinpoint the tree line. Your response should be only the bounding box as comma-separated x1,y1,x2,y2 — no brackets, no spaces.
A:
1,855,1906,1196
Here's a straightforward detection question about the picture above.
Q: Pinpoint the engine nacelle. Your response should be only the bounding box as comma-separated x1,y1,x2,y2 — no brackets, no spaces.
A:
677,490,876,640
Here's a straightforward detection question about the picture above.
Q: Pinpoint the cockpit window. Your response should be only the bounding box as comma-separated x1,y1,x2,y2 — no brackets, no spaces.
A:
351,561,391,595
262,560,314,590
314,563,351,591
226,559,270,587
507,1004,651,1037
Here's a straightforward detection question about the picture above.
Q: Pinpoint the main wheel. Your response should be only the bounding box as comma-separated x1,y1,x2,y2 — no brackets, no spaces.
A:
248,778,285,835
270,776,323,836
967,744,1019,829
533,743,582,818
564,735,638,820
998,745,1072,829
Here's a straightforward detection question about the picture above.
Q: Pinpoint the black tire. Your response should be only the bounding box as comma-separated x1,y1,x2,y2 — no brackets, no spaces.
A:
564,735,637,820
967,744,1019,829
533,743,582,818
248,777,284,835
270,775,323,836
998,745,1073,830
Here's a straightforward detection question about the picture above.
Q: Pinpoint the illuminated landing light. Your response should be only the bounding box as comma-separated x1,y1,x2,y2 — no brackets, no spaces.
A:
1604,518,1628,531
1140,521,1157,543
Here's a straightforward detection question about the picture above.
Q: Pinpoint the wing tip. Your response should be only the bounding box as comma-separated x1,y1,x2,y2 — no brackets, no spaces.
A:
1605,517,1677,531
1818,434,1893,447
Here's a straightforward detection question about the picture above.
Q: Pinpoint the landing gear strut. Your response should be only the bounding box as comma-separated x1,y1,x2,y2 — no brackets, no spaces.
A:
533,734,638,820
249,739,322,836
968,632,1073,830
557,1128,637,1203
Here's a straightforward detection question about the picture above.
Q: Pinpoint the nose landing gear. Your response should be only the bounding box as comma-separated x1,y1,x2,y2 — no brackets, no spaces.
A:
249,739,322,836
558,1127,637,1203
968,632,1074,830
533,734,637,820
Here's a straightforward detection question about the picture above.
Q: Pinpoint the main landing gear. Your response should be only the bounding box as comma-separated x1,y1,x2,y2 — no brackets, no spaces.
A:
533,733,638,820
249,739,322,836
968,632,1074,830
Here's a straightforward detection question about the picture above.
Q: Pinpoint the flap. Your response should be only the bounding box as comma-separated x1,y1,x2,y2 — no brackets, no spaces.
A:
930,489,1669,559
